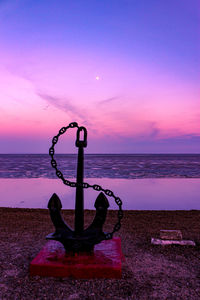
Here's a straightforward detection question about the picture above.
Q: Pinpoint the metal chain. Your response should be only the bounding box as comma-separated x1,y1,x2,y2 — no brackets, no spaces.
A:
49,122,123,240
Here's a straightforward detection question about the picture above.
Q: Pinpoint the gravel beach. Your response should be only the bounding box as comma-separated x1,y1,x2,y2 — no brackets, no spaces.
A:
0,208,200,300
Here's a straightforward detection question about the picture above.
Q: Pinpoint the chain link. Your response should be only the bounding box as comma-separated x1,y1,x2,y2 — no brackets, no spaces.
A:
49,122,123,239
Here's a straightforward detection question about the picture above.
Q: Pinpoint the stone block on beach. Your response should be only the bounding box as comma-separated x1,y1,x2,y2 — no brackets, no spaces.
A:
160,230,182,240
151,229,196,246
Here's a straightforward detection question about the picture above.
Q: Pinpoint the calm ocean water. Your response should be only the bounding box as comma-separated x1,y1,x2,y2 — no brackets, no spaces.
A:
1,154,200,209
0,154,200,179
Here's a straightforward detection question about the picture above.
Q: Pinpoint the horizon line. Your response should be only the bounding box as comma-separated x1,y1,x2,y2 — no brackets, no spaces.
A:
0,153,199,155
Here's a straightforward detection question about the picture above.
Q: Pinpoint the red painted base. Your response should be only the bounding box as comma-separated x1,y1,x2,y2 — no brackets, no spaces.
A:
30,238,122,278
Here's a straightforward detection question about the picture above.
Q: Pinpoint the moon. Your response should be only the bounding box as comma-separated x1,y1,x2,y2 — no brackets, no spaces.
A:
95,76,100,80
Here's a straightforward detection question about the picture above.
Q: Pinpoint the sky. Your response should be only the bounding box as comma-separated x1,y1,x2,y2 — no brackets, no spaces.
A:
0,0,199,153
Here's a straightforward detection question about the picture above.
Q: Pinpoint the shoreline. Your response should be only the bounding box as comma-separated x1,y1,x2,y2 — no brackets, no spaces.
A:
1,206,200,211
1,208,200,299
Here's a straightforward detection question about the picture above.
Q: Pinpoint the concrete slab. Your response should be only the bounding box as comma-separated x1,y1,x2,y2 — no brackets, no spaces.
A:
151,238,196,246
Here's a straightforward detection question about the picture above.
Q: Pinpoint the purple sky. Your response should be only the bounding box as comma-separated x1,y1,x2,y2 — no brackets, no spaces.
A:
0,0,199,153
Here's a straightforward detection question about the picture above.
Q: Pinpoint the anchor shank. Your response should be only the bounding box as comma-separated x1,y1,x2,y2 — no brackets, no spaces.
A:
75,145,84,235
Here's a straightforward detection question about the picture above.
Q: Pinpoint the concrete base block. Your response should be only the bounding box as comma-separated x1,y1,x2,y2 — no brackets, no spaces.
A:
30,238,123,278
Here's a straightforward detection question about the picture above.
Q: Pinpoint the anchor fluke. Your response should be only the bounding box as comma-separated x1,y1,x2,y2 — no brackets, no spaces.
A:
46,193,73,236
48,193,62,210
84,192,109,235
94,192,109,209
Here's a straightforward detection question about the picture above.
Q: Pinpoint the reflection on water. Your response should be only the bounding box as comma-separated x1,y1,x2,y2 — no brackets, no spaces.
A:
0,178,200,210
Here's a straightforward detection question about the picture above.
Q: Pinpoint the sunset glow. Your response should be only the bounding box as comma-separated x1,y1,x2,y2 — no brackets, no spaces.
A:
0,0,199,153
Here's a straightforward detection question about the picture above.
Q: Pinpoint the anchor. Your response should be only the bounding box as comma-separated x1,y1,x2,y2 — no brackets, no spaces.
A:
46,124,115,252
30,122,123,278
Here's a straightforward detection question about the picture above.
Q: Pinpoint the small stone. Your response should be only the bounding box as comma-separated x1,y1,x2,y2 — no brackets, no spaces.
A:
160,230,182,240
68,293,80,300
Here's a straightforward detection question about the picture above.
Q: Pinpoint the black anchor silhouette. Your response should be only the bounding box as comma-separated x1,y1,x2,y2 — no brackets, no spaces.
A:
46,126,110,252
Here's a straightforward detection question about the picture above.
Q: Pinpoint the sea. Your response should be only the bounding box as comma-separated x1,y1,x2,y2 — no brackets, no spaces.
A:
0,154,200,210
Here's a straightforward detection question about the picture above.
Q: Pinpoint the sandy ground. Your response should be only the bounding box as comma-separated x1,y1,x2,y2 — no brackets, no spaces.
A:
0,208,200,300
